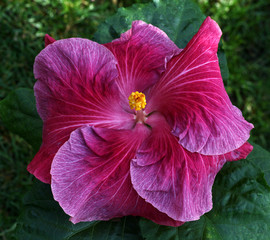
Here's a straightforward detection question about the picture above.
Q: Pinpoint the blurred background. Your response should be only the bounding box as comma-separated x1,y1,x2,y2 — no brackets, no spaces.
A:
0,0,269,239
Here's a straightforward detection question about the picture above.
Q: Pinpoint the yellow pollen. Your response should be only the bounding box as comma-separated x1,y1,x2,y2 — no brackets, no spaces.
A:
128,91,146,111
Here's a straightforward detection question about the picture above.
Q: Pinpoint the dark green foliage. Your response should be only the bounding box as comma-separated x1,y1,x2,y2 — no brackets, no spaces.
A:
0,88,42,151
0,129,33,240
94,0,205,46
248,143,270,186
0,0,114,100
16,181,143,240
0,89,41,238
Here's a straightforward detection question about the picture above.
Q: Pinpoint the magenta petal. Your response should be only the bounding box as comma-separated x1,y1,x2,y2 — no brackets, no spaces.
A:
29,38,134,183
34,38,128,125
50,125,147,222
130,115,253,221
222,141,253,162
147,17,253,155
44,34,56,47
104,20,181,97
50,125,183,226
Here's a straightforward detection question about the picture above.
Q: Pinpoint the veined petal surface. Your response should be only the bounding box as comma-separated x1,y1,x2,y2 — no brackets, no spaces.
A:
130,114,253,221
28,38,133,183
104,20,181,98
146,17,253,155
50,125,183,227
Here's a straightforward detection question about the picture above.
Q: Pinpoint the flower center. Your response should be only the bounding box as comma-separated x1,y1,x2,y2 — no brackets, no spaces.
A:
128,91,146,111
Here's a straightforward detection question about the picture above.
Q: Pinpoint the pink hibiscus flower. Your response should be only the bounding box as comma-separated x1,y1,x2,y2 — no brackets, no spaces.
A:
28,17,253,226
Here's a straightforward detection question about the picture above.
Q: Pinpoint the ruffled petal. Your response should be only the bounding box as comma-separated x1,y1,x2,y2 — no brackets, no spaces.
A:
104,20,181,98
28,38,134,183
147,17,253,155
50,125,183,226
222,141,253,162
130,114,253,221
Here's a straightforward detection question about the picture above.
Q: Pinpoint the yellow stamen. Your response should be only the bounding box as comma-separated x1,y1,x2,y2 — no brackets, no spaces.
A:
128,91,146,111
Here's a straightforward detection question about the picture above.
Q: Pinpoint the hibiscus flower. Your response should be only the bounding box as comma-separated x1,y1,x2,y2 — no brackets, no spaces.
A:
28,17,253,226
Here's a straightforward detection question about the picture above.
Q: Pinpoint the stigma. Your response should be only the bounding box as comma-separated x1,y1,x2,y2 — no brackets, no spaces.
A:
128,91,146,111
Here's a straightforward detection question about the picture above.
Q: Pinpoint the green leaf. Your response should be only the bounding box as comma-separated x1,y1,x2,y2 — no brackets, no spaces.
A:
94,0,229,82
0,88,42,150
248,143,270,186
140,144,270,240
16,181,143,240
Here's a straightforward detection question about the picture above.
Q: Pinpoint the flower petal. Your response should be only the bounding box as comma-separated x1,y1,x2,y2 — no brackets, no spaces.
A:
222,141,253,162
28,38,134,183
44,34,56,47
147,17,253,155
130,114,253,221
50,125,183,226
104,20,181,97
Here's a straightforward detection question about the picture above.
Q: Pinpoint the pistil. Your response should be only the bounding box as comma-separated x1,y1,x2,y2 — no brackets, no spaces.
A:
128,91,146,111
